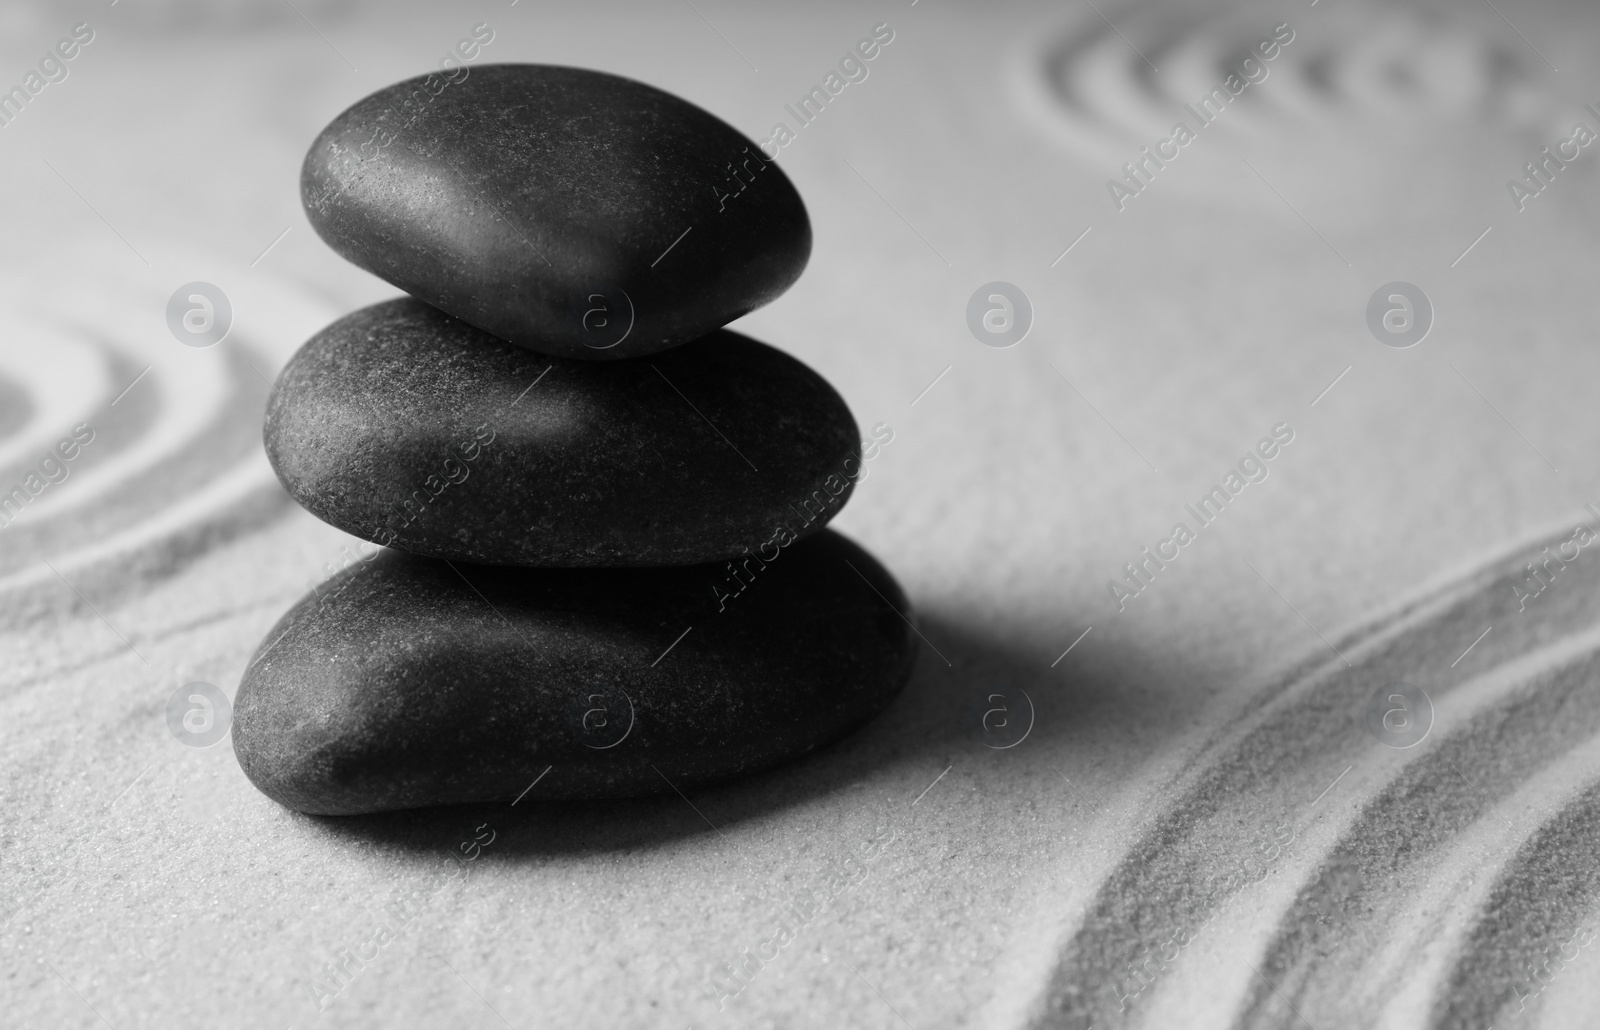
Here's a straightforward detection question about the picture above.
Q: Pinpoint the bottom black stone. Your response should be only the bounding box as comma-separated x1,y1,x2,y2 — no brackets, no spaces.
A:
232,530,915,815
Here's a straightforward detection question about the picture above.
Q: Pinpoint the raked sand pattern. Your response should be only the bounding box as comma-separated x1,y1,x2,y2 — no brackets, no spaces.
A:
1011,4,1600,1027
0,268,332,623
6,1,1600,1027
1027,518,1600,1029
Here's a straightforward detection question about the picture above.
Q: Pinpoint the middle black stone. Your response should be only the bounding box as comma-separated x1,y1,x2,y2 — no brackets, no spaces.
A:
264,297,862,567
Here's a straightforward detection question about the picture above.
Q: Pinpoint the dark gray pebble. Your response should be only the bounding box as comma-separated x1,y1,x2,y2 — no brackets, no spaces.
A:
264,298,868,567
232,530,915,815
301,63,811,359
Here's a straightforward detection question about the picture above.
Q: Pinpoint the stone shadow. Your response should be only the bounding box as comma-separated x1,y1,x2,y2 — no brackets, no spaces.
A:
301,609,1146,861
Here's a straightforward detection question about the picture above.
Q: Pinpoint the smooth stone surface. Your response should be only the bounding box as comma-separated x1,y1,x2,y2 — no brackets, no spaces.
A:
265,298,865,567
232,530,916,815
301,63,811,359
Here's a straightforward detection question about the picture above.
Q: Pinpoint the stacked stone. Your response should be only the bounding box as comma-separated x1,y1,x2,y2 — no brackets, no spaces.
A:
232,66,915,816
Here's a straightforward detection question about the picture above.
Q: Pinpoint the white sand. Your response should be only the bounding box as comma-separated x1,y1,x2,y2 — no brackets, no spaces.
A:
4,1,1600,1027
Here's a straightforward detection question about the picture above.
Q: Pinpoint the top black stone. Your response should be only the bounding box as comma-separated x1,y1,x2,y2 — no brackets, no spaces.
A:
301,63,812,360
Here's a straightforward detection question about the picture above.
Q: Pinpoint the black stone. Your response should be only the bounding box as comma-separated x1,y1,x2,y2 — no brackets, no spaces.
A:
232,531,916,815
264,298,865,567
301,63,811,360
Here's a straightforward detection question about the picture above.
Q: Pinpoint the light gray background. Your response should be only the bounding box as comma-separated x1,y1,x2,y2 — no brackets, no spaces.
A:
4,1,1600,1027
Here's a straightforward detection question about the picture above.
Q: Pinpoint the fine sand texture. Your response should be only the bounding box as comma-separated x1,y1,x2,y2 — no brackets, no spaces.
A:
4,1,1600,1027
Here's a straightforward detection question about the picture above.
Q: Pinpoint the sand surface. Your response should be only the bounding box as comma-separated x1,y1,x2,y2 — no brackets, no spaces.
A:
4,1,1600,1027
